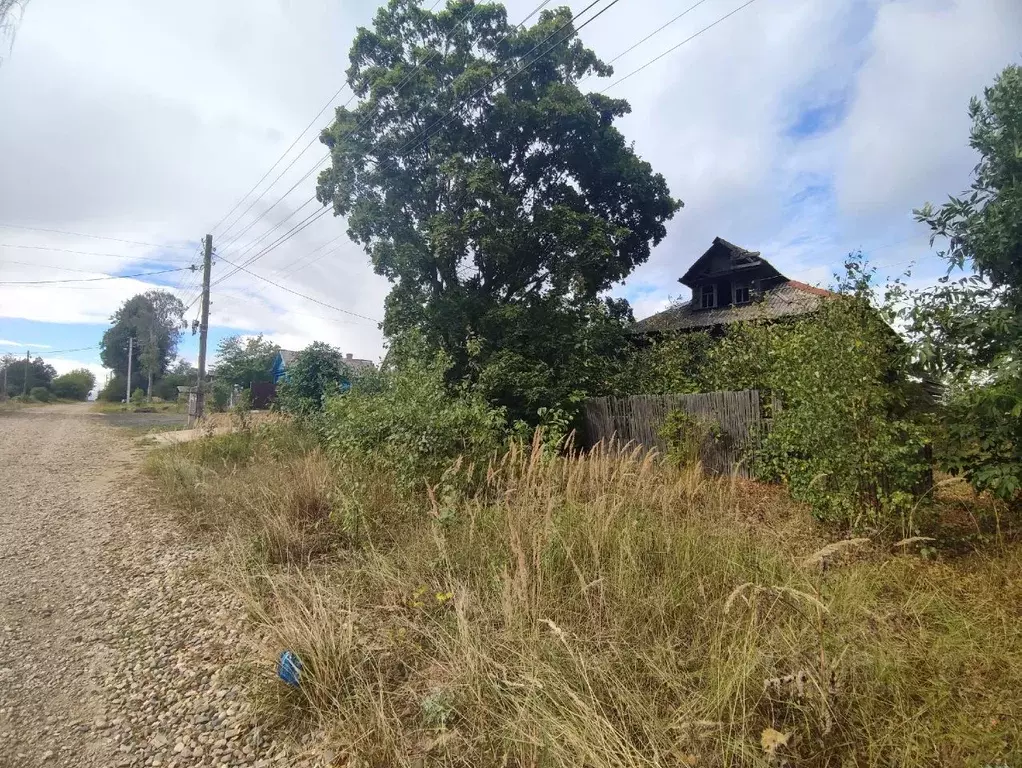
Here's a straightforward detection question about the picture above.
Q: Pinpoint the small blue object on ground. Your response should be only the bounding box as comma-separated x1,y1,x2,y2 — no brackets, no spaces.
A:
277,650,303,688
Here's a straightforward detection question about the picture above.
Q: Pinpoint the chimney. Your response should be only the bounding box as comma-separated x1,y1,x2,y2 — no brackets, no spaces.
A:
346,353,353,360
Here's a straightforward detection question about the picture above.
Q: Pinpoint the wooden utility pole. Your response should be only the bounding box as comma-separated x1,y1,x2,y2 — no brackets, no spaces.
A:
195,234,213,420
125,337,133,403
22,349,29,396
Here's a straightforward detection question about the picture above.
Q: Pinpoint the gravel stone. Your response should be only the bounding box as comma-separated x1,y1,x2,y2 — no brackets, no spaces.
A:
0,405,322,767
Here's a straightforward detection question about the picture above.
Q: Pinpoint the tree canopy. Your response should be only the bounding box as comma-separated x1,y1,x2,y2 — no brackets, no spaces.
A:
213,335,280,389
317,0,680,420
1,353,55,397
909,64,1022,500
100,291,185,392
51,368,97,401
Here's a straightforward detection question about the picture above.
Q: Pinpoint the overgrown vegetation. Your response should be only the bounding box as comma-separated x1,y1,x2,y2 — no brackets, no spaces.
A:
905,63,1022,501
147,419,1021,768
625,264,932,528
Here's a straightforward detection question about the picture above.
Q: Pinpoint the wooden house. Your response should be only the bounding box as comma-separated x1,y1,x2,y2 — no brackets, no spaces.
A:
632,237,833,334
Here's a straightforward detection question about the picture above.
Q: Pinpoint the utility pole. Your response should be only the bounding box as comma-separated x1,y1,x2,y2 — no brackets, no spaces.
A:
22,350,29,396
126,337,133,403
195,234,213,420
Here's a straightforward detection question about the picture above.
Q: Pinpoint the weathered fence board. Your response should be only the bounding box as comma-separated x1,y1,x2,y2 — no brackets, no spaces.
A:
583,390,763,477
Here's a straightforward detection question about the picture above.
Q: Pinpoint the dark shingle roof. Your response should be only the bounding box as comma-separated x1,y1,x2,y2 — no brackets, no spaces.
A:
632,281,832,334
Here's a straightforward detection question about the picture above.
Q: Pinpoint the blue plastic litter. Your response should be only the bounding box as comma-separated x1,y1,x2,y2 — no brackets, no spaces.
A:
277,650,303,688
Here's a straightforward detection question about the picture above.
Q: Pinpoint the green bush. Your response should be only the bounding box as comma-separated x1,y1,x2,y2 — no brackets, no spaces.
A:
276,342,350,419
631,272,932,531
320,354,506,491
210,380,231,412
98,374,127,402
30,386,51,402
51,368,96,401
130,387,145,406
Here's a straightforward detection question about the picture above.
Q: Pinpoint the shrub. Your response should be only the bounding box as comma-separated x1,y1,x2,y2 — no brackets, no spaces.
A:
210,380,231,412
30,386,51,402
51,368,96,400
276,342,350,419
320,354,506,491
99,374,127,402
659,407,722,466
130,387,145,406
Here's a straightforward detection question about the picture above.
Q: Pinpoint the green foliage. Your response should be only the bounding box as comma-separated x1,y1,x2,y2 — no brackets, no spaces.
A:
213,335,279,389
626,331,713,394
908,64,1022,501
658,408,721,466
100,290,185,389
51,368,96,401
1,354,56,397
98,373,127,402
320,353,506,491
130,387,145,407
276,343,351,419
29,386,51,402
632,263,931,529
210,380,231,413
747,290,929,529
317,0,679,423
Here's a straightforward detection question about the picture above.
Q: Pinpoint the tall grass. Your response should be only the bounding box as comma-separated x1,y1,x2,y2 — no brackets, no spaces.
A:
147,428,1022,767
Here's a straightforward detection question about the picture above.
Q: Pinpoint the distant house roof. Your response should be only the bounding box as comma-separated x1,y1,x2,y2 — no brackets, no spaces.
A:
274,349,374,371
342,353,374,371
679,237,776,288
633,237,835,334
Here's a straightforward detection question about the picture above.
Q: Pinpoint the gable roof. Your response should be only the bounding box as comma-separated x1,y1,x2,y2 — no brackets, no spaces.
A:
277,350,300,367
678,237,784,288
632,280,833,334
275,349,374,371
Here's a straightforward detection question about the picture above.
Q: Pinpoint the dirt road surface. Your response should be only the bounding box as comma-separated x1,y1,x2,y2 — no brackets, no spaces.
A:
0,405,313,768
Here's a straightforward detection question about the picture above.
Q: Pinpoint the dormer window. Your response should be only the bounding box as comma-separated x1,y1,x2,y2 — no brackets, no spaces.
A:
733,283,751,305
699,284,716,309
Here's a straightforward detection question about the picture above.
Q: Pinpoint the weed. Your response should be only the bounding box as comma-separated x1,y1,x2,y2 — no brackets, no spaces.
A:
147,425,1022,767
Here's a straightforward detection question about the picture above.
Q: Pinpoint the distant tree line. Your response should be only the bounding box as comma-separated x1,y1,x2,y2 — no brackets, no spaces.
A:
0,353,95,402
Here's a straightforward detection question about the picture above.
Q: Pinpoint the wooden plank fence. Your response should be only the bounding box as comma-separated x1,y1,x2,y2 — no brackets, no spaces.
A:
583,390,765,478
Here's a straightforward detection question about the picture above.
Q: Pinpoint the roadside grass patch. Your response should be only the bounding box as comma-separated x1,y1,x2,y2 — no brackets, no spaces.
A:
146,426,1022,768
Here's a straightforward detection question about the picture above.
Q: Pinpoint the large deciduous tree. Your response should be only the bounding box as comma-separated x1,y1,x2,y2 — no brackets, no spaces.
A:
100,291,185,398
909,64,1022,500
212,335,280,389
317,0,680,420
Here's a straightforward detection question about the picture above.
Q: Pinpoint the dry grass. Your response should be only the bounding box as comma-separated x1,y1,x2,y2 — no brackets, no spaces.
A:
146,429,1022,768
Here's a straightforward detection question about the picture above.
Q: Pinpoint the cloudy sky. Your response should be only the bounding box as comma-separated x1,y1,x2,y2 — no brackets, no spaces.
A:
0,0,1019,388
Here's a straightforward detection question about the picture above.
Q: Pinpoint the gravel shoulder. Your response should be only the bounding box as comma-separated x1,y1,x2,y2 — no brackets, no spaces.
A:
0,404,312,768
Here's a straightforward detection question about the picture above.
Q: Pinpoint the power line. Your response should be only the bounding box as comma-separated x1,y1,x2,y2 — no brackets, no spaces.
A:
209,0,622,301
212,0,494,247
210,207,331,294
600,0,761,93
210,85,353,235
0,224,194,250
216,164,324,255
0,242,194,263
0,266,192,286
598,0,714,71
215,255,380,324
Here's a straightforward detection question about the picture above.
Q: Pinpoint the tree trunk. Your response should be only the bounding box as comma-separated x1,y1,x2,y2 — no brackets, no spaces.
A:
147,370,153,402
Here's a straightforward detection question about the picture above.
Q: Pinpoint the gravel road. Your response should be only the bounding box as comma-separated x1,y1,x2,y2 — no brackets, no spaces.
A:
0,404,317,768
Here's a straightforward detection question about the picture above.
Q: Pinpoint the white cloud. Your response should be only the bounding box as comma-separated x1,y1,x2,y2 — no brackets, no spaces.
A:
0,0,1015,344
0,339,51,348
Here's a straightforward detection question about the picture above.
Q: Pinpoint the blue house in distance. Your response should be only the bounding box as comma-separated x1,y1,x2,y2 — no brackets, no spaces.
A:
271,350,298,385
271,349,374,386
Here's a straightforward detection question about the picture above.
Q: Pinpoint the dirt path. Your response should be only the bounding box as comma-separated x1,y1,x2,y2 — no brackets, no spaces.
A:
0,404,311,768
